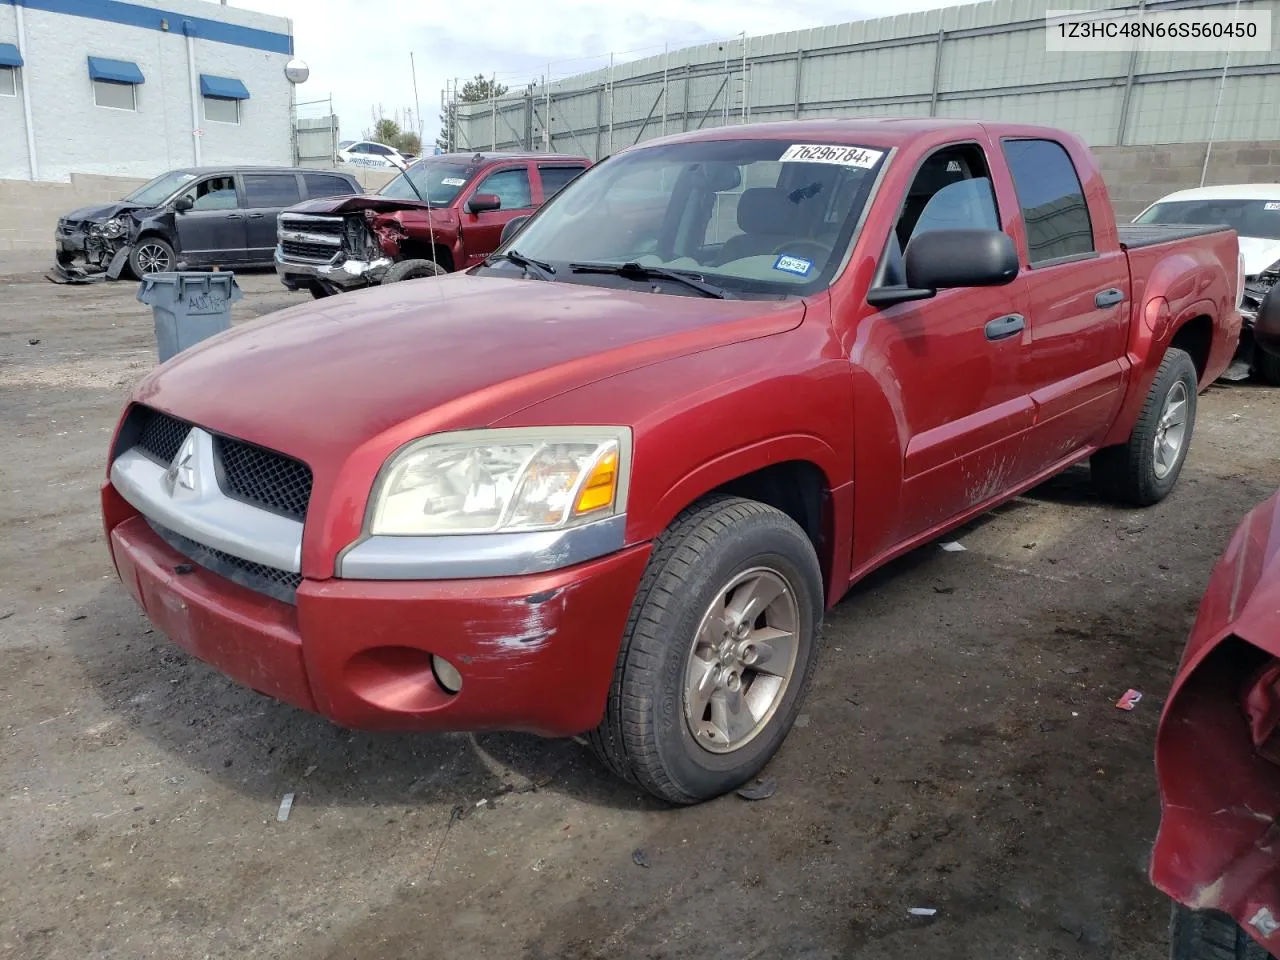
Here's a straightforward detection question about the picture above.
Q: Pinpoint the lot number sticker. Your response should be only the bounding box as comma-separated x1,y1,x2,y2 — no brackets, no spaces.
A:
1265,202,1280,211
441,178,467,186
779,144,883,168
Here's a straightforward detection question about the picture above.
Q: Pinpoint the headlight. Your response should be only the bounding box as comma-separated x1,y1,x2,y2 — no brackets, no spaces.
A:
102,217,128,239
369,427,632,536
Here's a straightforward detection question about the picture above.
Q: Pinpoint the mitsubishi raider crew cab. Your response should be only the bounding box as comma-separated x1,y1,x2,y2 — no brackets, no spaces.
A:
275,151,590,297
103,120,1242,805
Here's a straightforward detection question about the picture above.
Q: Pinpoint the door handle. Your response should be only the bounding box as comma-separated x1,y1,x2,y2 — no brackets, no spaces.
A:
226,214,244,220
247,213,265,219
984,313,1025,341
1095,287,1125,308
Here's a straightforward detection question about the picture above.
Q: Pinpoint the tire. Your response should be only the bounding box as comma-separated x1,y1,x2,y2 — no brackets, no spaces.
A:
1170,904,1273,960
1256,348,1280,386
307,283,332,300
384,258,446,283
588,496,824,805
128,237,176,279
1092,347,1198,506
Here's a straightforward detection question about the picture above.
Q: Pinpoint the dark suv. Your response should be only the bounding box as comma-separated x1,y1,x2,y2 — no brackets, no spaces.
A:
54,167,362,281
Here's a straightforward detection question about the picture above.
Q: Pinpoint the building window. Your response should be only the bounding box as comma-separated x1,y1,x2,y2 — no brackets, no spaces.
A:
204,96,239,124
94,79,136,111
0,66,15,97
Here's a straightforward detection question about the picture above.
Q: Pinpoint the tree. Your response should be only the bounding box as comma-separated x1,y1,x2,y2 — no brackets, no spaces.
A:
363,107,424,155
437,74,509,153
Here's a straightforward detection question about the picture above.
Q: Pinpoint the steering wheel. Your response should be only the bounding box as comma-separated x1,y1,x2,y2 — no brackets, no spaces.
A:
772,239,831,262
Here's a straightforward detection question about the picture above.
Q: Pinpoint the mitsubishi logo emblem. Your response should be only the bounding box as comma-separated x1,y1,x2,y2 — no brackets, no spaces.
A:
165,433,197,495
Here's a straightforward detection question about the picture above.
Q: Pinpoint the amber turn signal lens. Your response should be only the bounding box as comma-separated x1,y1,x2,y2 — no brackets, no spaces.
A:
574,448,619,515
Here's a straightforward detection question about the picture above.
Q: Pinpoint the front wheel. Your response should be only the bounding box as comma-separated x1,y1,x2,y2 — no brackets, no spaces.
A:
129,237,175,279
1092,347,1198,506
589,496,824,805
384,258,446,283
1170,904,1273,960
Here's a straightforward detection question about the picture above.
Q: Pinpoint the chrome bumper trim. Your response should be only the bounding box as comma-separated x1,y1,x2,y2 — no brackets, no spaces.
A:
110,429,303,573
337,514,628,580
274,248,392,288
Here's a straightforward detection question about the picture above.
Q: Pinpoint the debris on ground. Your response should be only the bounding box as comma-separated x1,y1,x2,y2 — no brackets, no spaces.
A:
1115,689,1143,711
933,585,955,594
632,849,650,868
940,541,967,552
276,792,295,822
1039,720,1057,733
27,338,40,346
794,714,811,728
909,907,938,917
736,777,778,801
1063,666,1085,676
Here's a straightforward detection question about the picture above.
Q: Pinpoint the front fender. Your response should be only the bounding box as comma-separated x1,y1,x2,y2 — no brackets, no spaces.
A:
1151,489,1280,948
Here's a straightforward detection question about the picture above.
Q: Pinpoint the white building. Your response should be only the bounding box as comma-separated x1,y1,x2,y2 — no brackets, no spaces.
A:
0,0,296,182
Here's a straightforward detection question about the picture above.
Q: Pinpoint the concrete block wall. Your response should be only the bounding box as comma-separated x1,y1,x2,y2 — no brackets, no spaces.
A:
0,167,398,254
1095,140,1280,222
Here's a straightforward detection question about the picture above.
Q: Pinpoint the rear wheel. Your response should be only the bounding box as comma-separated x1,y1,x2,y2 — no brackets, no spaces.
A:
1092,347,1198,506
1170,904,1273,960
384,258,446,283
589,496,824,805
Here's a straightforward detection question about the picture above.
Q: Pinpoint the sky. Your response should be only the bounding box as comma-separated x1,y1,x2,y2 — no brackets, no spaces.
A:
231,0,949,145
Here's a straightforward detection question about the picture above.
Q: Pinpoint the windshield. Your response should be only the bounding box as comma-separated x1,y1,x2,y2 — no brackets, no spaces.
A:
379,159,475,204
124,171,198,207
488,139,885,297
1137,198,1280,240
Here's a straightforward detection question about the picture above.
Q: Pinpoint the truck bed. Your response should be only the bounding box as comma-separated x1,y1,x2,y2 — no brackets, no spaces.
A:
1117,223,1234,250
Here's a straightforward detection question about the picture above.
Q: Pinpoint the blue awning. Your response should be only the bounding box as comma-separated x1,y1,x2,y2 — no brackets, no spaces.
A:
199,74,250,100
87,56,145,85
0,43,23,68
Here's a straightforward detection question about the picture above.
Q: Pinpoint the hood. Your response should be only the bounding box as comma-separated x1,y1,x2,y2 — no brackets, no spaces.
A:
132,273,806,470
63,201,147,223
282,195,439,217
1237,236,1280,276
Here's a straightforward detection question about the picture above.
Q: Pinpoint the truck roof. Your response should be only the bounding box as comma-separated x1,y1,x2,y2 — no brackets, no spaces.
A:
647,117,1083,150
433,151,589,163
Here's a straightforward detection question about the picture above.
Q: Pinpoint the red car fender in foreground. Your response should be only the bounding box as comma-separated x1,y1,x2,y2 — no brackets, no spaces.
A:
1152,488,1280,951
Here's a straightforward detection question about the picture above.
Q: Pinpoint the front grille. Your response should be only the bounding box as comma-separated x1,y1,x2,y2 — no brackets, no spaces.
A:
280,215,344,238
137,410,192,464
129,407,313,522
148,520,302,604
214,436,312,522
281,239,340,262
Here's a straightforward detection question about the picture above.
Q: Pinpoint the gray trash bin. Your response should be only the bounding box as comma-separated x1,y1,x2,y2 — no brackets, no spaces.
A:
137,272,243,363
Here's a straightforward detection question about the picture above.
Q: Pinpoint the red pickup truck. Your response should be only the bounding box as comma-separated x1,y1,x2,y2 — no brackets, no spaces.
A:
103,119,1242,805
274,151,590,297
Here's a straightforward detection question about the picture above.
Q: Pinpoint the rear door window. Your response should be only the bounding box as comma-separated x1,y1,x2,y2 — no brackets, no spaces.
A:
539,165,587,200
304,174,356,199
1001,138,1094,264
244,174,302,208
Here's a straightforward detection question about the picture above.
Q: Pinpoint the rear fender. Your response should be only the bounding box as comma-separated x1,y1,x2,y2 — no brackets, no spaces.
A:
1101,296,1220,448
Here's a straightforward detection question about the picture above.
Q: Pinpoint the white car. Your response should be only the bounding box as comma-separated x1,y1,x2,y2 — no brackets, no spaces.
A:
1135,183,1280,383
336,140,411,171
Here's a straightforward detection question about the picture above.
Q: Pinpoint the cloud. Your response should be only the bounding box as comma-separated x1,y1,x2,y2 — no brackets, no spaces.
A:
234,0,947,142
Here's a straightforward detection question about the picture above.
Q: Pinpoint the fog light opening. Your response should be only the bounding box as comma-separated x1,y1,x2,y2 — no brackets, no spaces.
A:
432,655,463,694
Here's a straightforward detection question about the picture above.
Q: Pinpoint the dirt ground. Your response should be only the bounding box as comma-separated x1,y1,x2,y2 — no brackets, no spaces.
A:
1,258,1277,960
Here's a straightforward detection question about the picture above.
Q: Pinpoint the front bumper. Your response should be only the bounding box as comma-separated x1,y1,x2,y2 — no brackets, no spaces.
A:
103,483,651,737
274,247,392,292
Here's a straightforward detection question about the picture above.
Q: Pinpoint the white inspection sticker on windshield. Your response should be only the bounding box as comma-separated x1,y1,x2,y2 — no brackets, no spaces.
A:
779,144,883,168
1265,201,1280,211
441,177,466,186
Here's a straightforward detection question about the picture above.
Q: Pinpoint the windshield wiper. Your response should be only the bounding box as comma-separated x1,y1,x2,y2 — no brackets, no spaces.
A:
569,261,734,299
487,249,556,280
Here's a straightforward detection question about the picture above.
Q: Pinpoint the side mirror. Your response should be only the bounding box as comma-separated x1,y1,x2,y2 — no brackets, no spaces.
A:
466,193,501,214
1257,285,1280,358
499,215,531,246
174,196,195,213
904,229,1019,290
